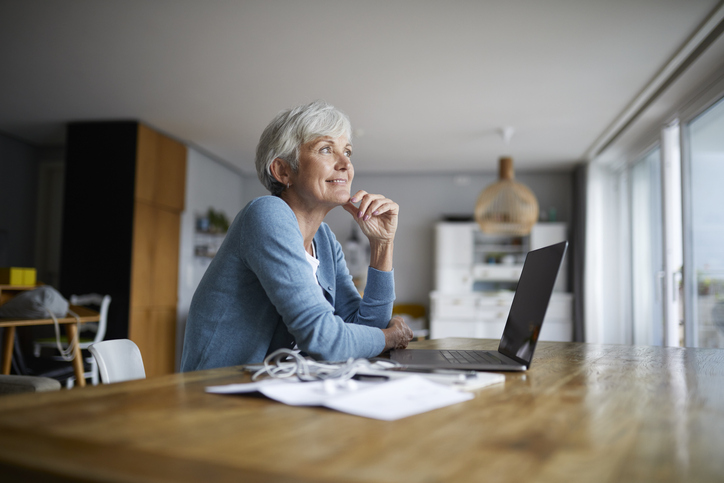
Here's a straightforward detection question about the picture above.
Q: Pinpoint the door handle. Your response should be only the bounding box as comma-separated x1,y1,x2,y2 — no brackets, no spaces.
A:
672,270,682,302
656,271,665,302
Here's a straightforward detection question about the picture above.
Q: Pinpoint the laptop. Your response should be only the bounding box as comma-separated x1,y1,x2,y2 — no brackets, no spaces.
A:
390,241,568,371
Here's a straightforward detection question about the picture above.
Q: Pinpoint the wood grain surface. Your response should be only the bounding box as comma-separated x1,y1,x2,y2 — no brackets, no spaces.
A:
0,338,722,483
0,305,101,327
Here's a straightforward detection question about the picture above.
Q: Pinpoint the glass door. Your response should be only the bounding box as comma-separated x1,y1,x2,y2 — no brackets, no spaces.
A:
661,123,684,347
630,148,664,345
683,96,724,348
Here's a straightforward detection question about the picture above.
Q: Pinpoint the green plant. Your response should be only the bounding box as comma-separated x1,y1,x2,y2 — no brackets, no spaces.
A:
207,208,230,234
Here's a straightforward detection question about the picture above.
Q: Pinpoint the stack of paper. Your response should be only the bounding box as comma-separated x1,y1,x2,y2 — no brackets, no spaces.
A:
206,375,477,421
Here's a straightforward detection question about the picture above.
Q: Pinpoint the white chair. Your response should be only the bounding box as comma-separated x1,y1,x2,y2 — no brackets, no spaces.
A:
32,293,112,388
88,339,146,384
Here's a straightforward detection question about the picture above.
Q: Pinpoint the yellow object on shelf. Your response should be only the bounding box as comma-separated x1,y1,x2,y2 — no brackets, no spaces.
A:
0,267,37,286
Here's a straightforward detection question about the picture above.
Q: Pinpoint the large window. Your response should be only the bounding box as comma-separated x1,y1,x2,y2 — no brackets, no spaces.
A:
630,147,664,346
684,96,724,348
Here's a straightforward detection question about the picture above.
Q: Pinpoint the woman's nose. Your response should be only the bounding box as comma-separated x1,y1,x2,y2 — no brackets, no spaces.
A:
336,153,352,170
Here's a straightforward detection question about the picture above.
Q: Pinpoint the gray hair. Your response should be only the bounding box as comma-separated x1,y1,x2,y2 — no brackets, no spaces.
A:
255,100,352,196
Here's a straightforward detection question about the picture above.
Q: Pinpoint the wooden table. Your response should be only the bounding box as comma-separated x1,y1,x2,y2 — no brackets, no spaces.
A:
0,338,722,482
0,285,100,387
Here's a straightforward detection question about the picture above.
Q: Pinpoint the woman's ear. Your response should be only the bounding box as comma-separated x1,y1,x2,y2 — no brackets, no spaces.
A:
270,158,291,186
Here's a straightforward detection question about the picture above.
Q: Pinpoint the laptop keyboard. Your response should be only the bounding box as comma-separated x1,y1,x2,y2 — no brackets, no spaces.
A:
441,350,505,365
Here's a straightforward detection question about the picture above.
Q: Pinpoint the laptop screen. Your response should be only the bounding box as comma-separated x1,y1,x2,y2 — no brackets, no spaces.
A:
498,241,567,365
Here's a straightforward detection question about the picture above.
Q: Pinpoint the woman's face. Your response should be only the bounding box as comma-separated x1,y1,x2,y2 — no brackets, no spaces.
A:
291,134,354,209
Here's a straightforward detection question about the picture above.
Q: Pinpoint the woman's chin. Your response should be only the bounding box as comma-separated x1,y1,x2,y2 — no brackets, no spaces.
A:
330,191,352,205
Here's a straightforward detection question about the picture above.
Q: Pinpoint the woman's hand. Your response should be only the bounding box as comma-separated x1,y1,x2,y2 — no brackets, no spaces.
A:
343,190,398,271
343,190,398,243
381,316,414,351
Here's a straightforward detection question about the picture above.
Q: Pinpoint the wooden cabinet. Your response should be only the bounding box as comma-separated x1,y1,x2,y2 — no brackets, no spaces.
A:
60,122,186,377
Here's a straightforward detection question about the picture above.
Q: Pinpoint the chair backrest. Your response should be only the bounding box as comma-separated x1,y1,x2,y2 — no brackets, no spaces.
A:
88,339,146,384
70,293,112,344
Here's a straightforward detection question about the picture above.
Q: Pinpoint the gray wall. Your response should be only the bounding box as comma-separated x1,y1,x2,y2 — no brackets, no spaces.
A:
242,171,573,309
0,133,39,267
176,148,246,369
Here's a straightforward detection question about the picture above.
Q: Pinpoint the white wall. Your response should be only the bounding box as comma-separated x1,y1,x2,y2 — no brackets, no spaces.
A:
242,171,573,311
176,148,245,369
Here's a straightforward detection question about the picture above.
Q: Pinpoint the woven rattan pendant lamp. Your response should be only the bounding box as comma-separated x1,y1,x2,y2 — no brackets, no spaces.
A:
474,156,539,235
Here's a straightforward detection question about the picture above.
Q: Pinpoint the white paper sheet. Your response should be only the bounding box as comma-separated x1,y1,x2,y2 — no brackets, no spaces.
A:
322,376,474,420
256,378,373,406
354,367,505,391
206,375,474,420
205,379,284,394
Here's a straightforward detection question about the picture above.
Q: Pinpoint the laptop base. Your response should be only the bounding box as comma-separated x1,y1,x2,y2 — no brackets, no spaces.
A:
389,349,526,372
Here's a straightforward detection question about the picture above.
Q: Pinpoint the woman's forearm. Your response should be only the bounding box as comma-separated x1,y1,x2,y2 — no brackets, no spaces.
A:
343,191,398,272
369,240,394,272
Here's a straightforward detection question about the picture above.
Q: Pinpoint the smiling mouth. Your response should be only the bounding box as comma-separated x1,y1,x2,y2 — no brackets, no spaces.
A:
326,179,347,184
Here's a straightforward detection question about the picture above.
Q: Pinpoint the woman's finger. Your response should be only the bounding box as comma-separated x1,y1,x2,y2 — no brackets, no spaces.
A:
348,190,374,218
342,201,359,217
356,193,385,219
358,196,398,220
366,199,398,217
349,190,368,204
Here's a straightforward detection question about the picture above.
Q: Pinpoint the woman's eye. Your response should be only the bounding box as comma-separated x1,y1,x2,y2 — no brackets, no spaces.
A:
345,150,352,157
320,146,331,153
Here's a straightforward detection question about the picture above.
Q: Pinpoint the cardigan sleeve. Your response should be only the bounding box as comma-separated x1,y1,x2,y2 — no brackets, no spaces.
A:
239,197,386,361
329,232,395,329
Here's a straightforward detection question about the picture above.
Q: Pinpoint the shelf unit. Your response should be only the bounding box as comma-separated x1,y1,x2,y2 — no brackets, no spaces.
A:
430,221,573,341
193,231,226,258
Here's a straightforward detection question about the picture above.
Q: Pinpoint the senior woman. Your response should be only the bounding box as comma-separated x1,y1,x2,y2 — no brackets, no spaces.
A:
181,100,413,371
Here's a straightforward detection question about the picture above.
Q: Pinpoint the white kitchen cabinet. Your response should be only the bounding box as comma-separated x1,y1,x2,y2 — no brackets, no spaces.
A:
435,223,474,267
430,221,573,342
434,222,528,293
434,221,568,291
430,291,573,341
530,222,568,293
472,264,522,282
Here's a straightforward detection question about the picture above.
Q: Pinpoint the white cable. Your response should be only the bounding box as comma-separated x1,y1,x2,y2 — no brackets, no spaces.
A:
48,306,81,362
251,348,396,383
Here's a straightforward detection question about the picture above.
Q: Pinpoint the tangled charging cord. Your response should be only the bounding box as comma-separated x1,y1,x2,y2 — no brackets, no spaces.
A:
251,348,400,393
47,306,81,362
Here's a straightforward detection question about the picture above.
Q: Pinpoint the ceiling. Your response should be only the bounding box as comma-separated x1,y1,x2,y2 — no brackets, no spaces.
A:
1,0,722,175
